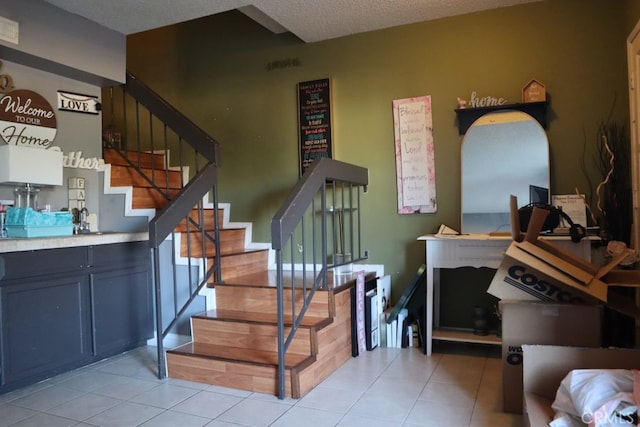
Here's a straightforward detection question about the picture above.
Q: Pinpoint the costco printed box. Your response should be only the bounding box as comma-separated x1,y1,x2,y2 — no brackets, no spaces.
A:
500,301,602,414
488,240,640,319
487,242,598,304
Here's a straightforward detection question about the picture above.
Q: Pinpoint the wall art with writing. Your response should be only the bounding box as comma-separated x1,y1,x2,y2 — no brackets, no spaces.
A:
57,91,101,115
392,95,436,214
298,78,332,176
49,147,106,170
0,89,57,149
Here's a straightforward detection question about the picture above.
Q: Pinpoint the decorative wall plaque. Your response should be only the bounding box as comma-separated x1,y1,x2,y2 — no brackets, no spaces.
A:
522,79,546,103
0,89,57,148
298,78,332,176
57,91,101,115
392,95,437,214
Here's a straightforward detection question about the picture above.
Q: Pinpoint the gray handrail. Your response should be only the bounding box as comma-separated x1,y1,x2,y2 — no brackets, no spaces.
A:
148,161,218,247
271,158,368,250
105,72,222,382
271,157,368,399
124,73,218,162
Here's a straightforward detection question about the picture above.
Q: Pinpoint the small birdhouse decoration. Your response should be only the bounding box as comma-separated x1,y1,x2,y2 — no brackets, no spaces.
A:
522,79,546,103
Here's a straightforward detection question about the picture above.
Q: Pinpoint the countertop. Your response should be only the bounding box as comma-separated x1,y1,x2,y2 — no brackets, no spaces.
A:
0,232,149,253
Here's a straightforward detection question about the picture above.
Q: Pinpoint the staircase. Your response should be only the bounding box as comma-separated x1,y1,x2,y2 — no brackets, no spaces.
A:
102,72,369,399
165,272,363,398
102,146,369,398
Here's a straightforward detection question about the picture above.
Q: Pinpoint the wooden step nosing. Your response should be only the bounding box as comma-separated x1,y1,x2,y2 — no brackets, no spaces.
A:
111,164,181,175
215,248,270,258
289,356,317,373
179,227,246,233
213,281,331,290
191,313,333,330
167,346,315,370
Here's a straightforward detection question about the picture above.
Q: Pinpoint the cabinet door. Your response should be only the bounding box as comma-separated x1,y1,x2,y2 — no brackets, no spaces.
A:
90,266,153,357
1,275,91,385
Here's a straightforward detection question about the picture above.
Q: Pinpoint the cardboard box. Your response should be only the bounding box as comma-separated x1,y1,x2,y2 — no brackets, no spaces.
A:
493,196,640,319
500,301,602,414
522,345,640,426
488,239,640,319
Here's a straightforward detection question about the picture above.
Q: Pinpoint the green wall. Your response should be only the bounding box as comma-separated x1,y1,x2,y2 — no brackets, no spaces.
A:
624,0,640,34
127,0,638,303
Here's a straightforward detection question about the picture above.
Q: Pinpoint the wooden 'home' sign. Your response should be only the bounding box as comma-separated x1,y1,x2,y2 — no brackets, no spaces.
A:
522,79,546,103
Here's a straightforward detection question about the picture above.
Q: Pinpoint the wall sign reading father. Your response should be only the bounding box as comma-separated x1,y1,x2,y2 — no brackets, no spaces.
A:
0,89,57,148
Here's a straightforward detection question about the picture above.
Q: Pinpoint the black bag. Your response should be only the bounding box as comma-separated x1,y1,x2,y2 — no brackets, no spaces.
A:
518,203,586,242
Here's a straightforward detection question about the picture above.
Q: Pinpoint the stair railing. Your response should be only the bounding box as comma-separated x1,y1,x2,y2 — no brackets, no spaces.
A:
271,158,369,399
103,72,222,380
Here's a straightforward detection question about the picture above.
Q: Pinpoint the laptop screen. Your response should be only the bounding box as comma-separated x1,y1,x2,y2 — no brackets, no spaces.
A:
529,185,549,204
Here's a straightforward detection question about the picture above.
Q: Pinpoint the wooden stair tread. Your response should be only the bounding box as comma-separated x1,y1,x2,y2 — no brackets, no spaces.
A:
219,270,331,288
104,148,167,169
193,309,332,328
110,164,182,189
217,269,360,290
194,248,269,263
178,227,246,233
218,270,278,286
168,341,315,369
182,248,262,259
172,209,226,233
204,248,271,263
216,248,268,257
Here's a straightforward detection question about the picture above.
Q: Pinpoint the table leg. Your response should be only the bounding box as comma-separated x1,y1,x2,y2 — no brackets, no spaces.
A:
426,262,434,355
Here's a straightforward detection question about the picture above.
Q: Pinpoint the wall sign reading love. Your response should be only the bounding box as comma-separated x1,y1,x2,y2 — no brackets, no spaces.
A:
0,89,57,148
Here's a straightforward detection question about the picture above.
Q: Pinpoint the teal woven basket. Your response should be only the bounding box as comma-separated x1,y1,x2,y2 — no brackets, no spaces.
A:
5,207,74,237
6,225,74,238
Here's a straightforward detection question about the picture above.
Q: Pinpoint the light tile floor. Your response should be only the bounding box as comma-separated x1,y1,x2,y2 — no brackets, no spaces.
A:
0,342,523,426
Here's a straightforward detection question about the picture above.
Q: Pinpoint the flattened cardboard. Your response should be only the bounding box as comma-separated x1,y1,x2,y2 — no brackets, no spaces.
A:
501,301,602,414
522,345,640,426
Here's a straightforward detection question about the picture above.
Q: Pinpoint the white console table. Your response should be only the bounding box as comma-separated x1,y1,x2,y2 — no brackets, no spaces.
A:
417,234,593,355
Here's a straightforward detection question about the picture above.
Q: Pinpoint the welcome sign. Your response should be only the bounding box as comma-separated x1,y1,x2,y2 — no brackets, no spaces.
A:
0,89,57,148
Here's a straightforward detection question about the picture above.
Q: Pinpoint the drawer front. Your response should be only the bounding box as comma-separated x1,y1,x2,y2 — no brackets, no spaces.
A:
427,239,509,269
0,246,87,282
89,241,150,269
454,241,509,265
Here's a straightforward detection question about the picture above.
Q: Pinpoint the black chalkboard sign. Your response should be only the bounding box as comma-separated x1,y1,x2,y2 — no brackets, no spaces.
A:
298,78,333,176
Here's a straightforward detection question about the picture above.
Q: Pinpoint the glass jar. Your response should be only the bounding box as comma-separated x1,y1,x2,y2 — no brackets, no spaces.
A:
14,184,39,209
0,212,6,238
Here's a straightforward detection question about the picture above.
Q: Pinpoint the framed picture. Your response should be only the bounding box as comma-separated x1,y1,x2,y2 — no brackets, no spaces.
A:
298,78,332,176
392,95,437,214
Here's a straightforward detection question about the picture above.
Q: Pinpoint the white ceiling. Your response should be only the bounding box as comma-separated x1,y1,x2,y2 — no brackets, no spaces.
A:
42,0,542,43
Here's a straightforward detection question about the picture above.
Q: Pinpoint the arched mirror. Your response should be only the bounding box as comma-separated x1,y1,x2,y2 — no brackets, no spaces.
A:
461,110,550,233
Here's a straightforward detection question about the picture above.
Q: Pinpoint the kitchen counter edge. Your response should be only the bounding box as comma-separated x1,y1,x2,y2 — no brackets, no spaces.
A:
0,232,149,253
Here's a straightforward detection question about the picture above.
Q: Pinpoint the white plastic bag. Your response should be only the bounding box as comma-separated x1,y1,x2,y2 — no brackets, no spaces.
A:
551,369,637,427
